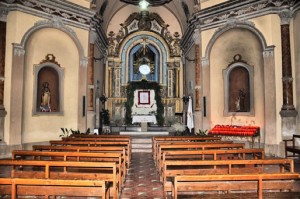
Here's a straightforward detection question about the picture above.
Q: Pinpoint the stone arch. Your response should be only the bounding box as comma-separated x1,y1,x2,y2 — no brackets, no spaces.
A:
203,20,269,63
8,17,88,145
201,19,276,150
19,16,85,60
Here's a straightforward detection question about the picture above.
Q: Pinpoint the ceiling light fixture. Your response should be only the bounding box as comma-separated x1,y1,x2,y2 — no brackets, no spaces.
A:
139,0,149,11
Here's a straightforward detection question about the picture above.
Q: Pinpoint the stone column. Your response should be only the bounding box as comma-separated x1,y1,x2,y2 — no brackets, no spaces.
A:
88,43,95,111
0,21,6,142
194,29,201,111
193,28,203,132
279,10,298,140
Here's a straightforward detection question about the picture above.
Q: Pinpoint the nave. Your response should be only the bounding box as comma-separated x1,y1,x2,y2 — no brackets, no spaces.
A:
0,134,300,198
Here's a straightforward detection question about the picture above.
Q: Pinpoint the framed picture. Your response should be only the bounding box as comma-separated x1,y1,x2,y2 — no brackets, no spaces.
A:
138,91,150,105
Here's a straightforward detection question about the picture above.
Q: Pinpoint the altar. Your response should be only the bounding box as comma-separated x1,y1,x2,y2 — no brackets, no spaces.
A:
132,115,157,124
131,89,157,132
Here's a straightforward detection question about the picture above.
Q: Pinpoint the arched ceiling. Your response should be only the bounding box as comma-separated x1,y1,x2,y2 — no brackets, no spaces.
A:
93,0,197,37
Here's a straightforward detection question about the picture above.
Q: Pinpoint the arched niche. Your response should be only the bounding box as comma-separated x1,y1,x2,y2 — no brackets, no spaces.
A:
33,54,64,115
129,43,160,82
120,33,169,85
223,58,254,116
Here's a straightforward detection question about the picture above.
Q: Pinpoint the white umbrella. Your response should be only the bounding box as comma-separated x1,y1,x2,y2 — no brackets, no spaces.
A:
187,96,194,133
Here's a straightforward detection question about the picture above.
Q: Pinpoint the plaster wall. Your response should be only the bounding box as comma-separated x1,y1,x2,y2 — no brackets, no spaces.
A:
250,15,283,143
4,11,90,144
4,11,41,144
209,29,265,138
23,28,79,143
66,0,90,8
294,10,300,133
200,0,229,9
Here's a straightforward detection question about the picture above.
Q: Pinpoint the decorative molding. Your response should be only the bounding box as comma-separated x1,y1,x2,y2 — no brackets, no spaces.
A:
0,0,95,30
13,46,25,57
263,46,275,58
201,58,209,67
182,0,299,53
193,29,201,45
80,58,89,67
279,9,292,25
34,16,76,37
0,6,8,22
282,77,293,83
280,109,298,117
108,11,181,58
40,54,61,67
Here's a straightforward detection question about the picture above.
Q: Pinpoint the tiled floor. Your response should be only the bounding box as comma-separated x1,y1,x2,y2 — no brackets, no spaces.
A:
120,153,300,199
121,152,163,199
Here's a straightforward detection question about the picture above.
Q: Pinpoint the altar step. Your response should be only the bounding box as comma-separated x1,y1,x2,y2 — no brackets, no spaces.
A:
131,137,153,153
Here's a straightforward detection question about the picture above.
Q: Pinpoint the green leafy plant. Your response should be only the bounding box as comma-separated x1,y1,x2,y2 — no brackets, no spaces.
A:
59,128,70,138
59,128,81,138
196,129,208,136
102,109,110,125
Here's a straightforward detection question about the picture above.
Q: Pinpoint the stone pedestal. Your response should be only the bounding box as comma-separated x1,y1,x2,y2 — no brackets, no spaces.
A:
141,122,147,132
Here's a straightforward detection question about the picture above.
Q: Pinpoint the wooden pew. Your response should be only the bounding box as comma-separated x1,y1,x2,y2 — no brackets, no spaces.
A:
155,140,233,165
162,158,296,197
0,159,118,198
70,134,130,138
156,142,244,169
49,140,131,166
152,136,221,161
159,148,265,176
12,150,125,189
174,173,300,199
283,134,300,158
62,136,131,150
32,145,130,169
0,178,107,199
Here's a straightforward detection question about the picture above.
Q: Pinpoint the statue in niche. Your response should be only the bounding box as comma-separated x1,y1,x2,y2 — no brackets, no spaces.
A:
235,89,246,112
40,82,51,112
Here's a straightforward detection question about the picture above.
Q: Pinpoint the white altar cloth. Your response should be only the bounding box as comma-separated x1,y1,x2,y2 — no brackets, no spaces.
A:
132,115,157,124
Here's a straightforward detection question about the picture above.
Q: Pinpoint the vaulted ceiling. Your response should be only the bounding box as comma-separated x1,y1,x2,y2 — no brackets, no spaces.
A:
93,0,198,36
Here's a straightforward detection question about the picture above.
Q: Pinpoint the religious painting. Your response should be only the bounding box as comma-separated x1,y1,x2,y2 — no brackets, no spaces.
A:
138,91,150,105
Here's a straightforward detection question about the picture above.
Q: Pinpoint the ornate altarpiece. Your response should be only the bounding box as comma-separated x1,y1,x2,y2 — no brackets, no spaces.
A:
105,11,183,125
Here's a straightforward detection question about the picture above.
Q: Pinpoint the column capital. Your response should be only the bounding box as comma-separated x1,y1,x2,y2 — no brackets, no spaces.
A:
279,9,292,25
13,45,25,57
193,29,201,45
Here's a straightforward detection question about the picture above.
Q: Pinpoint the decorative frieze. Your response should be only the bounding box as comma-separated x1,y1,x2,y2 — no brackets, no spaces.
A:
1,0,95,30
108,11,181,58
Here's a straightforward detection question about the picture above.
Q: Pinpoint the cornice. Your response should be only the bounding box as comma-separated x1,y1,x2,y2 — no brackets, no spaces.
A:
0,0,96,30
181,0,297,53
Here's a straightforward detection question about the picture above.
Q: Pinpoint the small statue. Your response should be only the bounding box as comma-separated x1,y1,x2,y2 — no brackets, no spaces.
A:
40,82,51,112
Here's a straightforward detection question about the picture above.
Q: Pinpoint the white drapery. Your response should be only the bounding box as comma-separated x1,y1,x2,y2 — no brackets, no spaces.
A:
187,96,194,132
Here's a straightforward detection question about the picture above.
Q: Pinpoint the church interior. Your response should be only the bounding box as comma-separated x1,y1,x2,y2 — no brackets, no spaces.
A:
0,0,300,198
